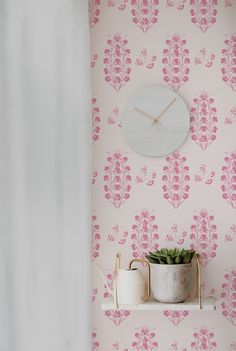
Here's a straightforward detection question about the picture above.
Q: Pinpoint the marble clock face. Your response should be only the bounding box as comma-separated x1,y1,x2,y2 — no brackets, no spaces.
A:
121,86,190,157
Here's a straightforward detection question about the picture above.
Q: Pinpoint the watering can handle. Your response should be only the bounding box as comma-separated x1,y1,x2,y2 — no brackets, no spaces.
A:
195,253,202,310
128,258,151,301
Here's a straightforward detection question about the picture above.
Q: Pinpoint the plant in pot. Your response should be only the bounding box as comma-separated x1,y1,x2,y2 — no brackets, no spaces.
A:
146,248,196,303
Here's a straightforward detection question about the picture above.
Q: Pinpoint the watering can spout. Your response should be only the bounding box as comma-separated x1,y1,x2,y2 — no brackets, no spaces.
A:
95,252,121,299
95,263,114,297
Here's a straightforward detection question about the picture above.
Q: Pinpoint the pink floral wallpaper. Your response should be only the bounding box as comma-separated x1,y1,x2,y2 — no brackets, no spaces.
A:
90,1,236,350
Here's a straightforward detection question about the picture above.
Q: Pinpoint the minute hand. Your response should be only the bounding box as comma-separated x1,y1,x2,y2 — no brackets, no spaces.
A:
134,107,161,125
151,98,176,126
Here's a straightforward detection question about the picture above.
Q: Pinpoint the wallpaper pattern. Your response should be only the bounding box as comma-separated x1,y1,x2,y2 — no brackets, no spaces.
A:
90,1,236,350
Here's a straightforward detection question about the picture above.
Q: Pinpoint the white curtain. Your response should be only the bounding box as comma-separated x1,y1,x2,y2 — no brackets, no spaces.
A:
0,1,91,351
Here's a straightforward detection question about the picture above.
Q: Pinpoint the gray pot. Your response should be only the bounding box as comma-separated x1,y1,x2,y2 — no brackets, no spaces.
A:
150,263,192,303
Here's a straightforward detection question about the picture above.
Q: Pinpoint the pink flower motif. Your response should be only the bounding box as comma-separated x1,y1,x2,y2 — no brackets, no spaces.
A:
224,107,236,125
162,34,190,91
89,0,101,28
194,164,215,185
91,54,98,68
163,310,189,326
135,49,157,69
107,107,121,127
91,288,98,302
92,330,100,351
169,342,187,351
190,0,218,33
107,224,128,244
104,34,132,91
130,326,158,351
136,48,148,65
221,151,236,209
190,209,218,267
92,98,101,143
111,342,128,351
111,342,120,351
190,93,218,150
224,0,236,7
103,151,132,209
201,281,216,298
166,0,187,10
92,171,98,185
91,215,101,261
131,209,159,259
221,34,236,92
229,342,236,351
107,0,128,10
135,165,157,187
194,47,215,68
131,0,159,33
165,224,187,245
105,309,131,326
224,224,236,242
190,328,217,351
162,152,190,209
221,268,236,326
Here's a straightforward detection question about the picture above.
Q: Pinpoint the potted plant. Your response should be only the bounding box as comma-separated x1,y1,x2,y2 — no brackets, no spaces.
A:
146,248,196,303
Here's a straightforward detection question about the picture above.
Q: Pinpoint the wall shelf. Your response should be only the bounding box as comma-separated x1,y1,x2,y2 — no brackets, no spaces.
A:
102,297,216,311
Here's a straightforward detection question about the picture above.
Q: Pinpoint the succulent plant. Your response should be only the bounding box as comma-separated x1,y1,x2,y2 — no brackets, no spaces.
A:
146,248,196,265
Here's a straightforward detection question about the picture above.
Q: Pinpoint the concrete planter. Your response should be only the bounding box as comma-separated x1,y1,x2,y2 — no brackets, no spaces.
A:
150,263,192,303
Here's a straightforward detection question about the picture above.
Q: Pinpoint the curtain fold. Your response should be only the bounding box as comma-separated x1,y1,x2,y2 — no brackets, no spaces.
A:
0,1,91,351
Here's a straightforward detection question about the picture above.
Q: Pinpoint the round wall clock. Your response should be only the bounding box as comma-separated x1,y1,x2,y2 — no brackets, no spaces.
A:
121,86,190,157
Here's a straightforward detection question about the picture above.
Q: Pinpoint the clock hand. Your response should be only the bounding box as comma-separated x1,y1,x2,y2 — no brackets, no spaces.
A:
151,98,177,127
134,107,161,124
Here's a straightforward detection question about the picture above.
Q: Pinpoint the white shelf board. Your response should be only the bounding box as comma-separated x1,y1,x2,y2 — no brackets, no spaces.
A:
102,297,216,311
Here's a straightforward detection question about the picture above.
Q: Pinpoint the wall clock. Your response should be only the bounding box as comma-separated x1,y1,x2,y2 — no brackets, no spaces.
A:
121,86,190,157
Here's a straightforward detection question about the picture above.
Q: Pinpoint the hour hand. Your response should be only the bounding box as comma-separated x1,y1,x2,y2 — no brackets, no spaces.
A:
151,98,176,127
134,108,161,124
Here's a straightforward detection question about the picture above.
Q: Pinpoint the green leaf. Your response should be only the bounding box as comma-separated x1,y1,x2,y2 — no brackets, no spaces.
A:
175,255,182,264
166,256,174,264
